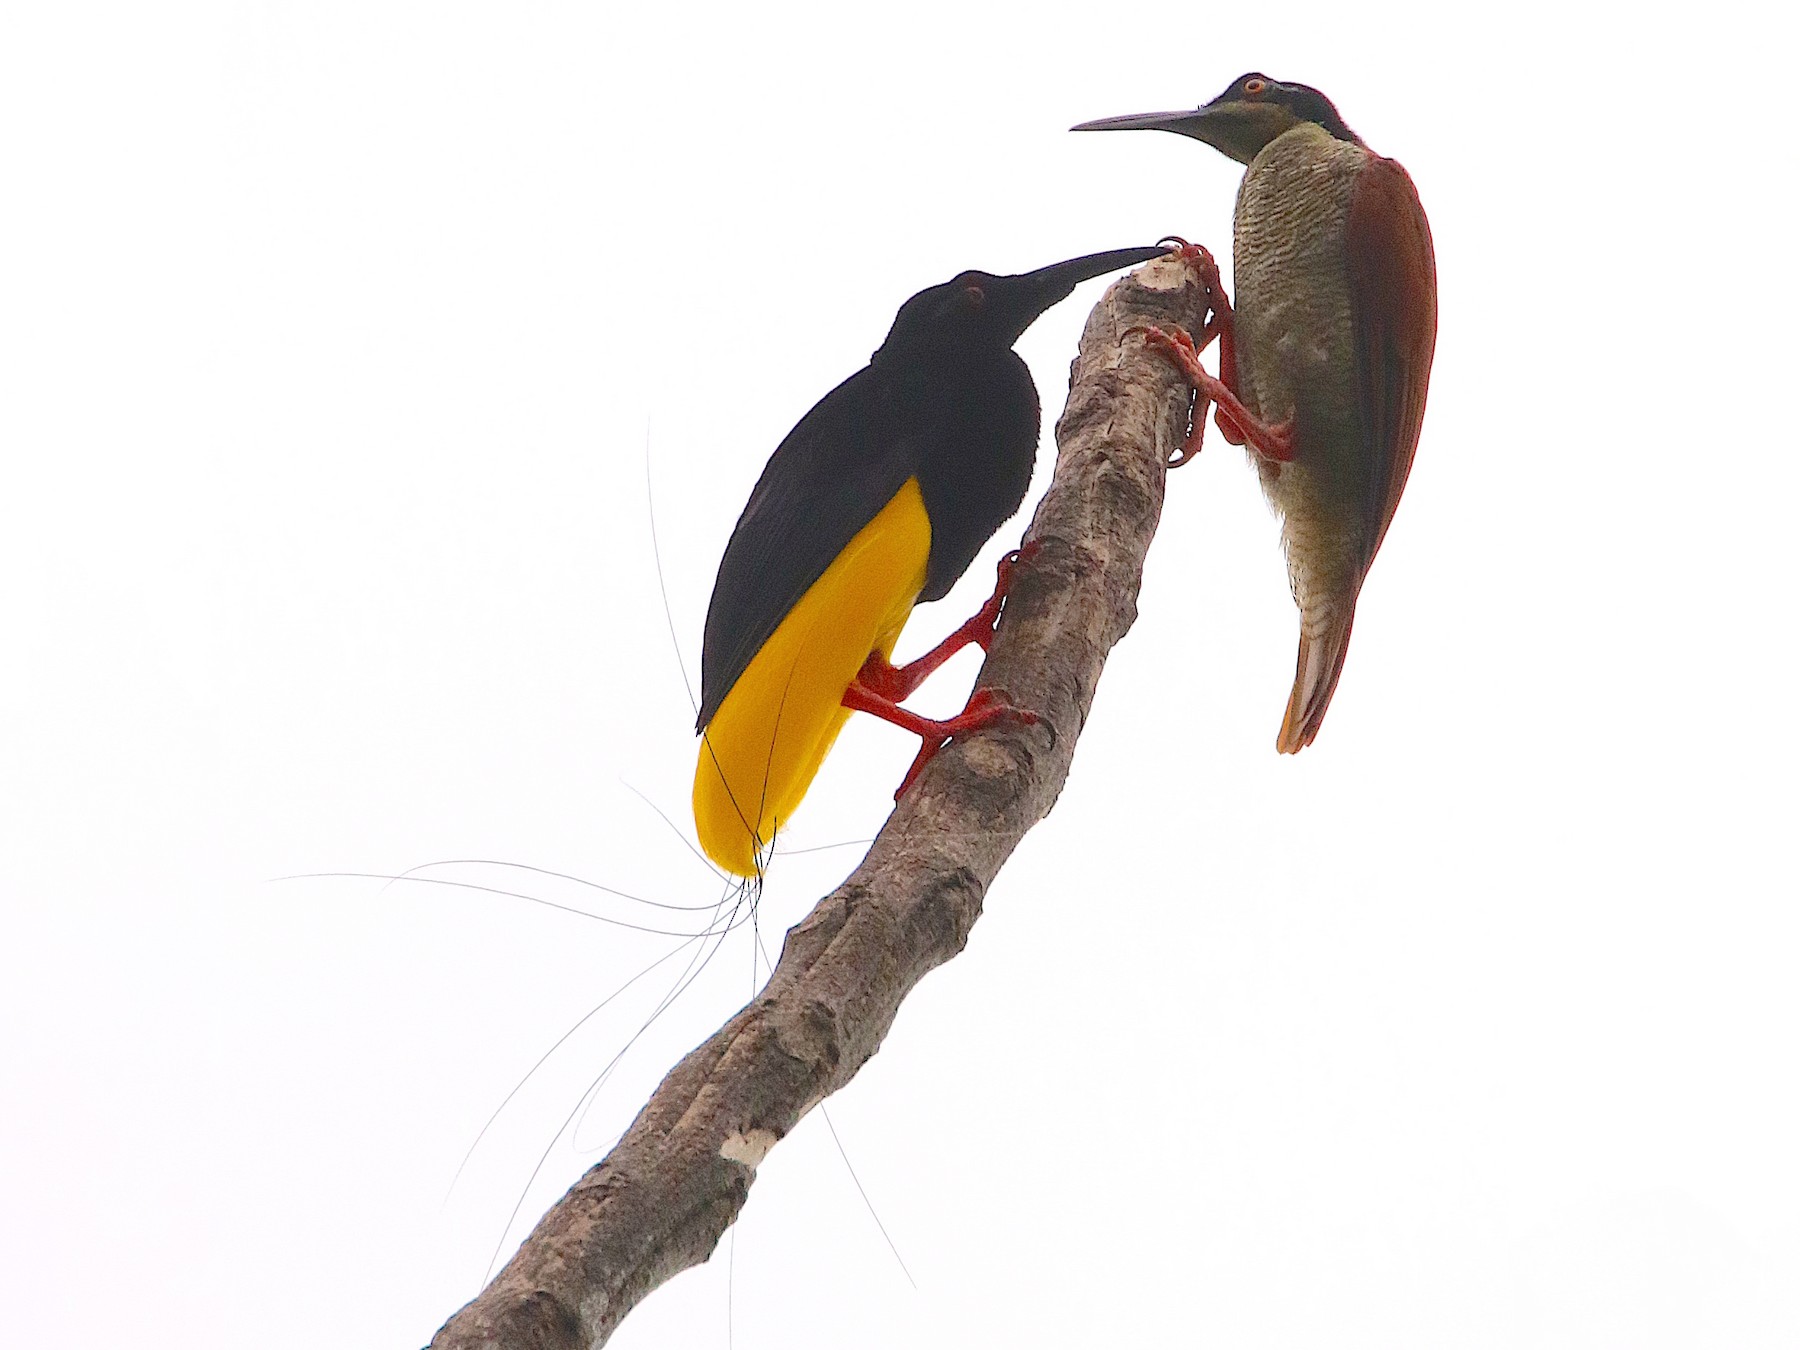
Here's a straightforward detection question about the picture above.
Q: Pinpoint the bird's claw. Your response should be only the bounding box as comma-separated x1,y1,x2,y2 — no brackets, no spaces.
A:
992,538,1042,595
1171,239,1223,286
959,538,1041,654
1132,323,1296,467
959,686,1039,728
1131,322,1205,364
1129,324,1213,467
893,688,1039,799
851,540,1041,705
1155,237,1226,301
1149,240,1238,399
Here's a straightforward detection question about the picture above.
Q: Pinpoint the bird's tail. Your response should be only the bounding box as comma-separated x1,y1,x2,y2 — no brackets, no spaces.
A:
1276,604,1356,754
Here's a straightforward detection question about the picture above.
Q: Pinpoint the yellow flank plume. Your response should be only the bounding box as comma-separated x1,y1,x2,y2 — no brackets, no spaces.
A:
694,479,931,877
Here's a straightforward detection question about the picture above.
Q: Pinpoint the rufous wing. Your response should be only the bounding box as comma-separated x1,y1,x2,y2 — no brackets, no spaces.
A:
1276,153,1436,754
1345,153,1438,562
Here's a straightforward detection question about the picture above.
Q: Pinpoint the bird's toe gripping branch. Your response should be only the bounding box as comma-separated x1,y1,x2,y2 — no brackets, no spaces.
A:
1137,240,1294,467
845,542,1043,798
842,684,1039,800
1158,236,1228,332
853,543,1041,702
1131,323,1295,466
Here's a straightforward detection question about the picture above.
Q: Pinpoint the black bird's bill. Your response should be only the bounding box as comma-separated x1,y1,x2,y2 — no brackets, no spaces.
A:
1006,245,1166,298
1002,245,1168,290
878,245,1168,355
964,245,1168,344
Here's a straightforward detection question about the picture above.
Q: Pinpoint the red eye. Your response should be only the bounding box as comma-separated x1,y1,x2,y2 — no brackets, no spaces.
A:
1243,77,1268,97
962,284,986,308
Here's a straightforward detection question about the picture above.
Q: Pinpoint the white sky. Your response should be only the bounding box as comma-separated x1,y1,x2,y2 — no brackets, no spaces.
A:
4,3,1796,1347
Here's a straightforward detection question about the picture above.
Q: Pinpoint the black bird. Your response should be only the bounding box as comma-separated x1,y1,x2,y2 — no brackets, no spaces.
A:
693,245,1163,876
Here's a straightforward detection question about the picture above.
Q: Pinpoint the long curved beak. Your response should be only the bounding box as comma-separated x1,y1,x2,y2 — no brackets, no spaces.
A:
1006,245,1168,294
994,245,1168,341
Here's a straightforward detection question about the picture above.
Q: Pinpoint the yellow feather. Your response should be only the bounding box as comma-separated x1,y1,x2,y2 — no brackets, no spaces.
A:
693,479,931,877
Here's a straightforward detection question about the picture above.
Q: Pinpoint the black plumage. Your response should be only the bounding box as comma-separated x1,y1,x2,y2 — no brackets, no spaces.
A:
697,247,1161,730
691,246,1162,875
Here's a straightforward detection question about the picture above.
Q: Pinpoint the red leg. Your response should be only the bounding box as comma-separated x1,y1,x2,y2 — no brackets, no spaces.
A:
1201,283,1252,448
855,543,1040,702
1130,243,1236,467
1126,322,1217,467
1134,325,1296,463
841,683,1039,799
1193,258,1246,443
1154,244,1273,453
1163,241,1234,361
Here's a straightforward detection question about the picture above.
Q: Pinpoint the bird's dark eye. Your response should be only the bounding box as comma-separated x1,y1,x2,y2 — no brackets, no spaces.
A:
1243,77,1268,97
962,284,986,309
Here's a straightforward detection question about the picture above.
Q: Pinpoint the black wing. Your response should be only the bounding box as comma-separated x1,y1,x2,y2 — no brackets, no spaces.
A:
696,367,922,731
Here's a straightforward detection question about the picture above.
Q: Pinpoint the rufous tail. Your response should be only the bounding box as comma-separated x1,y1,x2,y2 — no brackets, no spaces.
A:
1276,606,1356,754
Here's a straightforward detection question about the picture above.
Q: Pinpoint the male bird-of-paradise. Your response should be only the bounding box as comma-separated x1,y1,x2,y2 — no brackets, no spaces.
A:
694,246,1165,877
1075,74,1438,751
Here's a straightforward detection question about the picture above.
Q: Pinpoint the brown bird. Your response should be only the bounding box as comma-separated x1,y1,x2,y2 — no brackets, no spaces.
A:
1074,74,1437,751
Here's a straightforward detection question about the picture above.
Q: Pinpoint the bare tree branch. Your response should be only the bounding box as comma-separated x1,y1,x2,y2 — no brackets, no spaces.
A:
427,252,1211,1350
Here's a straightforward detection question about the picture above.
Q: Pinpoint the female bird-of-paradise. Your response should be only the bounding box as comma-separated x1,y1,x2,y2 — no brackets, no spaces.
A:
1076,74,1438,751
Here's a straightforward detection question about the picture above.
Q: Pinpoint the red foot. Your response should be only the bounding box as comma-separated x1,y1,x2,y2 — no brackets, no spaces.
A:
1125,322,1214,466
1145,243,1295,460
841,683,1039,799
1157,238,1235,368
1133,324,1296,464
855,541,1041,702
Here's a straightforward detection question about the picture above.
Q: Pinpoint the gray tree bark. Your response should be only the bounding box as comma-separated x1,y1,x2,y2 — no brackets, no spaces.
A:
427,252,1212,1350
